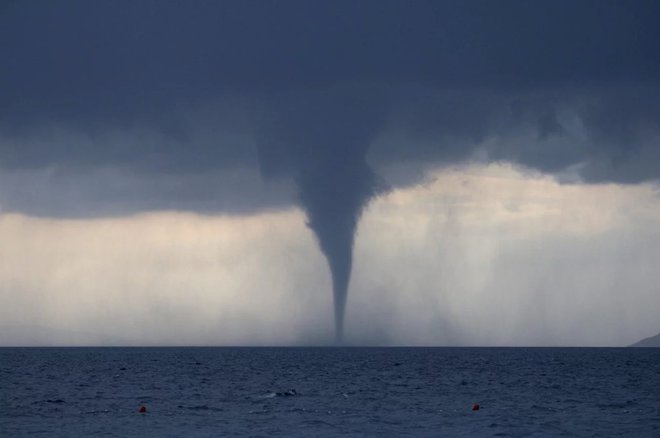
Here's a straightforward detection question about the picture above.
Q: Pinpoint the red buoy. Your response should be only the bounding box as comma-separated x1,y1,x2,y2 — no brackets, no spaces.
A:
138,405,147,413
471,403,480,411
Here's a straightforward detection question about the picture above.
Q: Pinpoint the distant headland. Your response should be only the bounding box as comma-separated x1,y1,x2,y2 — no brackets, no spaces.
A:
630,332,660,347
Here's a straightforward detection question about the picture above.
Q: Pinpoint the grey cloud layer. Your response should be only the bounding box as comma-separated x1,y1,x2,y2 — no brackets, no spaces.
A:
3,0,658,113
1,0,660,216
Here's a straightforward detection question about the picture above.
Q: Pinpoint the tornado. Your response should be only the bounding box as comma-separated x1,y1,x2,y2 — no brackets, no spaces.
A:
297,155,377,342
255,88,383,343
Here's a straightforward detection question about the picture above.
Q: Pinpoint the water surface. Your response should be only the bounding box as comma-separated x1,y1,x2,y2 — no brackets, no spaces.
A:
2,347,659,436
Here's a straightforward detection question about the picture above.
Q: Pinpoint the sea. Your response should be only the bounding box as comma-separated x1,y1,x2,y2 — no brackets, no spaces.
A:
1,347,659,437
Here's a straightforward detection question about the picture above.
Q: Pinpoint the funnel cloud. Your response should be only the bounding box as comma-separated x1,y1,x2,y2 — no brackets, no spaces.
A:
255,90,384,342
298,154,377,342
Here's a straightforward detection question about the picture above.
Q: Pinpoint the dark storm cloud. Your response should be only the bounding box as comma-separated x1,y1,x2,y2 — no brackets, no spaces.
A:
371,86,660,184
1,0,659,179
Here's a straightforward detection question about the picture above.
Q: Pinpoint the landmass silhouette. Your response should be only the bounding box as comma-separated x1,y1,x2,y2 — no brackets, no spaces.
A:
630,332,660,347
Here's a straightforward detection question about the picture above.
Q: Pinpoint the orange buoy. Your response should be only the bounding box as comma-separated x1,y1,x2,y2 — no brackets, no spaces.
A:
138,405,147,413
471,403,480,411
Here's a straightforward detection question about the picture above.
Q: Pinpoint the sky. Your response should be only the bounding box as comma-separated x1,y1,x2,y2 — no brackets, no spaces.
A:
1,0,660,346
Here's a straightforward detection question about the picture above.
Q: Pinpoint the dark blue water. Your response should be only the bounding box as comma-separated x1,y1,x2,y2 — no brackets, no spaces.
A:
1,348,659,437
